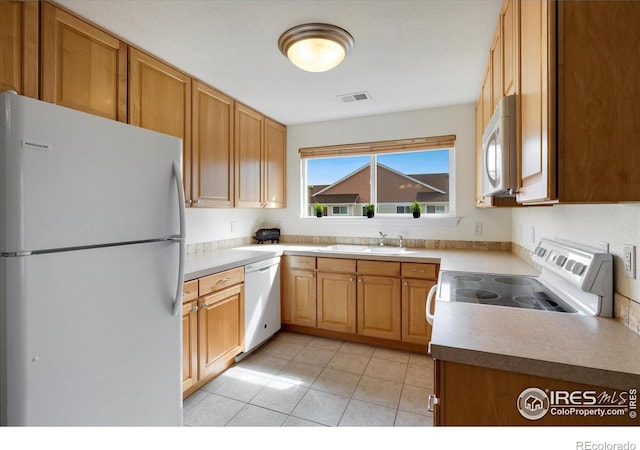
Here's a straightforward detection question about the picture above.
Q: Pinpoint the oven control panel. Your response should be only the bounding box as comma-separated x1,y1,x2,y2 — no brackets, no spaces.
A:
532,238,612,294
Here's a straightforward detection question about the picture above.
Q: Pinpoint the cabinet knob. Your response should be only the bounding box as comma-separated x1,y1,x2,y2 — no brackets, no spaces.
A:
358,278,363,283
403,281,408,286
195,199,200,205
310,274,314,278
193,305,198,313
202,303,208,308
349,277,354,282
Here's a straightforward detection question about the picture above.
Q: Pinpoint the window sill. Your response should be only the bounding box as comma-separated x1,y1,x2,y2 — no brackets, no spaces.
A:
301,215,461,227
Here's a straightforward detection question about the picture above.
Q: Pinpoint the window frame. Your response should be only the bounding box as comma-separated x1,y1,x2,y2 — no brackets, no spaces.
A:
299,135,457,222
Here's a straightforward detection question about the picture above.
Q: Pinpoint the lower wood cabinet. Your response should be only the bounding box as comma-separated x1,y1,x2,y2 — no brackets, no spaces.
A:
433,360,637,426
281,256,317,327
182,269,244,399
401,278,435,345
198,284,244,381
281,255,438,350
357,275,401,341
181,280,198,393
317,272,356,333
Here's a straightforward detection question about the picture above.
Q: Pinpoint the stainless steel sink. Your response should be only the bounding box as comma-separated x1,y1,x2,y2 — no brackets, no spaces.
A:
321,244,412,255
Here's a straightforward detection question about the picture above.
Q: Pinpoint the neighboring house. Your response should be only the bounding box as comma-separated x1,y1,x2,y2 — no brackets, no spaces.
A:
308,163,449,216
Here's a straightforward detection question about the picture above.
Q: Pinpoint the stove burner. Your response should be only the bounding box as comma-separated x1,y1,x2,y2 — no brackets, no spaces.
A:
456,289,499,300
453,275,482,282
494,277,536,286
514,296,537,308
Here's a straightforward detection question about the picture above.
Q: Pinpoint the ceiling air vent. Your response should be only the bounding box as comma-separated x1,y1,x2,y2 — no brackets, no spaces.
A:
338,91,372,103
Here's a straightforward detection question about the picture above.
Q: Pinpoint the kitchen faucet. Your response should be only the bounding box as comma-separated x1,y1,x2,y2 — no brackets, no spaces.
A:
378,231,387,246
398,235,405,249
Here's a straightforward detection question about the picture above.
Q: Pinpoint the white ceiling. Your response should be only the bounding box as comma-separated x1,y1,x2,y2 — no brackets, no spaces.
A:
56,0,502,126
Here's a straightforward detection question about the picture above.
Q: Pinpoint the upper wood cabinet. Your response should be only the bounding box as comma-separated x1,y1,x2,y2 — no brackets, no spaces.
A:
554,0,640,203
500,0,518,97
263,118,287,208
516,0,640,204
0,1,39,97
489,29,501,113
192,81,234,208
475,1,519,209
475,93,492,209
128,48,192,204
41,2,126,121
235,103,286,208
516,0,554,204
235,103,263,208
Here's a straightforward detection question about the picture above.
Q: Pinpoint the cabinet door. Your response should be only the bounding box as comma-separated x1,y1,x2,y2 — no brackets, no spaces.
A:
357,275,401,340
517,0,555,203
198,284,244,380
192,81,234,207
182,300,198,394
0,0,38,97
263,117,286,208
234,103,263,208
41,3,126,121
317,272,356,333
401,279,435,345
128,48,192,204
475,94,492,208
289,269,317,327
501,0,518,96
490,27,501,111
481,64,492,131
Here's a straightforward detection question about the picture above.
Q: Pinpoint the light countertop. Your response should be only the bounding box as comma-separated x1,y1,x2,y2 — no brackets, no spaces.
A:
184,243,640,389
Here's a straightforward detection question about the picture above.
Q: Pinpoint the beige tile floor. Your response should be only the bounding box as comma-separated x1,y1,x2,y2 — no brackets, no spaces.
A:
183,331,434,427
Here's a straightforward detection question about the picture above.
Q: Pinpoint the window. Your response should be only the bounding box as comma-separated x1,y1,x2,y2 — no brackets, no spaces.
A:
300,135,455,218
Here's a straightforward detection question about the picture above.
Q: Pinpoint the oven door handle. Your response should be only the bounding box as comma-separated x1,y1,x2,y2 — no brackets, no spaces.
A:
426,284,438,326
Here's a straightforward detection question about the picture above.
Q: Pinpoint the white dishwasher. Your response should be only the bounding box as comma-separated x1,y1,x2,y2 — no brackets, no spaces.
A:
237,256,281,360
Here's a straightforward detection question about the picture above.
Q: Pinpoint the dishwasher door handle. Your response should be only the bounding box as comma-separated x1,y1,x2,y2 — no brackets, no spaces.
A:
426,284,438,326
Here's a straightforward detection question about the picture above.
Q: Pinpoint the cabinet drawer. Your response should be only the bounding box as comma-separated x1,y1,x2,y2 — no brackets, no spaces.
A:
288,256,316,270
317,257,356,273
183,280,199,303
401,263,438,280
199,267,244,295
357,260,401,277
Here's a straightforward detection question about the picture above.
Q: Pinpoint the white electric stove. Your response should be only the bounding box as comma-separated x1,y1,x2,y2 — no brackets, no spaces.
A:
427,239,613,324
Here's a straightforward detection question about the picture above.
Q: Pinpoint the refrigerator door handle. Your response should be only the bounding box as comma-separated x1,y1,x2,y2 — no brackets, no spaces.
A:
171,161,186,316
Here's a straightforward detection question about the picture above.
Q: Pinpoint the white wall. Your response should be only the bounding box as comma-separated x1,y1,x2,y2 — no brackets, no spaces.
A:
512,204,640,301
262,104,513,242
185,208,264,245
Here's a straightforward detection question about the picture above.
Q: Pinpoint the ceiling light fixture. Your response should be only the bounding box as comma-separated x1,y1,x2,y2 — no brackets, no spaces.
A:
278,23,354,73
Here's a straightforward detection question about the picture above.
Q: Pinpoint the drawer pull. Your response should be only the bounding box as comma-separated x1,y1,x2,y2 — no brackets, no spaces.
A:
411,268,425,273
183,291,194,296
216,277,232,284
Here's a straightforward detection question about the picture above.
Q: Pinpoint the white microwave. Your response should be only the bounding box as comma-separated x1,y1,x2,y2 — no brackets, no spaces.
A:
481,94,516,197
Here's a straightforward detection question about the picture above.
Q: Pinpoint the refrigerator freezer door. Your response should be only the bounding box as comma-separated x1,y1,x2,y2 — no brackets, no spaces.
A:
2,241,182,426
0,93,182,254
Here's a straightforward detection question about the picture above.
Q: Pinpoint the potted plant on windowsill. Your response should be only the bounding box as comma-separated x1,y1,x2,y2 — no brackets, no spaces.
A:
314,203,324,218
409,201,422,218
365,204,375,218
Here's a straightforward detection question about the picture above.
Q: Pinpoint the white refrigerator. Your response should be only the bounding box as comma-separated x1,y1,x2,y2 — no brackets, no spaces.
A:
0,92,186,426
